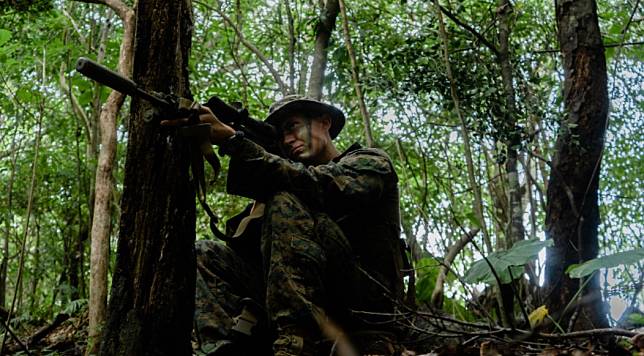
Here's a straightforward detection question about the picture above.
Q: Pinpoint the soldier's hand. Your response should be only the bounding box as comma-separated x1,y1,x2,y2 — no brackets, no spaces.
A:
161,104,235,145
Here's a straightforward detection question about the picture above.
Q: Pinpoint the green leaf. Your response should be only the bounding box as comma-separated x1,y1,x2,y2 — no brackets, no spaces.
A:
465,211,482,228
463,257,524,284
414,257,440,302
565,263,580,274
464,239,552,285
498,239,553,266
15,87,32,102
444,298,475,321
566,248,644,278
627,313,644,326
0,29,10,47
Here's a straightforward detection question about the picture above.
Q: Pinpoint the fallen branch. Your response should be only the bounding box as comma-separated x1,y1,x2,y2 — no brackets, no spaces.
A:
0,317,30,355
535,328,638,340
26,313,70,346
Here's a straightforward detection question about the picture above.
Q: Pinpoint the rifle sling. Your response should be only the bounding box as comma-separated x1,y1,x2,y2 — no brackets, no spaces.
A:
181,124,230,242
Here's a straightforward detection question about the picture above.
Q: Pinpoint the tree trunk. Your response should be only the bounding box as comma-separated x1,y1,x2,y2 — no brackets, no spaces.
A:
1,134,19,309
29,222,41,312
66,222,84,301
86,1,134,354
99,0,196,354
307,0,339,100
496,0,524,328
544,0,609,330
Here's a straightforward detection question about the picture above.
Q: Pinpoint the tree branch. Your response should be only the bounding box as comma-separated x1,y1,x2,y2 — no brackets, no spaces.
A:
74,0,131,22
282,0,296,94
430,228,480,308
59,63,92,144
533,41,644,54
528,151,579,218
438,5,500,56
338,0,374,147
433,0,492,252
196,0,289,95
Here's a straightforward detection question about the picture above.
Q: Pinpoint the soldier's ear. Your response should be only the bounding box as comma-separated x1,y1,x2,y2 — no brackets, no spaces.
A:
318,114,332,130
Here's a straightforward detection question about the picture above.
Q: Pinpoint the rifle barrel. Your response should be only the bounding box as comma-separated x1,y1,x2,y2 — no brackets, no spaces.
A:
75,57,171,108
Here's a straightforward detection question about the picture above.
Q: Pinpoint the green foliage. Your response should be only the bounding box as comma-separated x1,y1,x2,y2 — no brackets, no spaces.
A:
0,28,10,46
0,0,641,334
566,248,644,279
628,313,644,326
63,298,88,315
414,257,441,302
464,239,553,285
414,257,475,320
0,0,53,13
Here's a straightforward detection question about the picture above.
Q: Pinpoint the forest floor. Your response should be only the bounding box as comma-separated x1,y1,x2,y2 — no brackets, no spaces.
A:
1,307,642,355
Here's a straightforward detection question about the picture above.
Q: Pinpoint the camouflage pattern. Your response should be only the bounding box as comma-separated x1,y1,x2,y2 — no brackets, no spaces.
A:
195,139,405,355
194,240,264,343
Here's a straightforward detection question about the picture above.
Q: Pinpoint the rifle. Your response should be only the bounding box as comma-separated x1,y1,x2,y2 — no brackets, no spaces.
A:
75,57,279,240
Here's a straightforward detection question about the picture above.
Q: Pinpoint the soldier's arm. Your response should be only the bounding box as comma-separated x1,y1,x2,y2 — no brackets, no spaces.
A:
224,138,395,211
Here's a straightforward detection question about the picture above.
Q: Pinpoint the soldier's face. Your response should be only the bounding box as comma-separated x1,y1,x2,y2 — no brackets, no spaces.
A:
281,114,332,163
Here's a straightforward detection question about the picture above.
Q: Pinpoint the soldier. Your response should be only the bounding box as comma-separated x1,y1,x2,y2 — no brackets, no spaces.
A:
176,95,408,355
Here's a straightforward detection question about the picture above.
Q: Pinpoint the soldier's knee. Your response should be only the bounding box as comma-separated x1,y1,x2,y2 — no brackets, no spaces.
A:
266,191,310,217
269,191,303,208
195,239,228,264
264,191,314,234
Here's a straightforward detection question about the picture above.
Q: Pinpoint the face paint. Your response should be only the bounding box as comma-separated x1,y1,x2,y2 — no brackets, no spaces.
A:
303,119,313,156
281,115,331,164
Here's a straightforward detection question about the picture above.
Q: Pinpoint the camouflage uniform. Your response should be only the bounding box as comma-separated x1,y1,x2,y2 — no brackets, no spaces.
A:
195,138,405,355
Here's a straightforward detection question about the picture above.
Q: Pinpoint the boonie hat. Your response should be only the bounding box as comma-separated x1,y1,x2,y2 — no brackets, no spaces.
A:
265,95,345,139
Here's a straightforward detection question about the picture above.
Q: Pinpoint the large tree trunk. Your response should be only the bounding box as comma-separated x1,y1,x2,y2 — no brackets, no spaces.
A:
99,0,196,354
544,0,609,330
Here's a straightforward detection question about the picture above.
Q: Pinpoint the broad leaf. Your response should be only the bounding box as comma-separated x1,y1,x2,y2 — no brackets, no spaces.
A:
566,248,644,278
464,239,553,285
463,257,524,284
497,239,553,266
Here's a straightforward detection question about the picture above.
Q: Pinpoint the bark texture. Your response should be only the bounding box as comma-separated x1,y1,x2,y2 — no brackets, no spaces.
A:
496,0,524,328
544,0,609,330
99,0,196,354
87,1,134,354
307,0,339,100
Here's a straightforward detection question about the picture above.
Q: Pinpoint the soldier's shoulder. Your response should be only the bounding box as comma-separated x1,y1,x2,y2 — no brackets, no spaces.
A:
339,147,394,175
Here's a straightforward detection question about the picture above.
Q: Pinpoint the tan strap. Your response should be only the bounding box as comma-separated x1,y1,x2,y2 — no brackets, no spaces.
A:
233,202,265,238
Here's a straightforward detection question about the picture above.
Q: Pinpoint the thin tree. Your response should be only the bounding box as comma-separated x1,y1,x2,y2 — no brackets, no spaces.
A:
76,0,135,353
307,0,340,100
494,0,525,328
338,0,374,147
